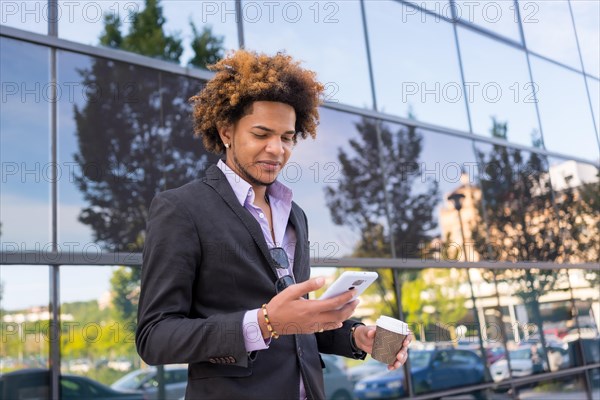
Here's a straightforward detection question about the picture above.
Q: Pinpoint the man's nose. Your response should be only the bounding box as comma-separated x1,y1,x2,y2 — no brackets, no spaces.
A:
265,136,285,154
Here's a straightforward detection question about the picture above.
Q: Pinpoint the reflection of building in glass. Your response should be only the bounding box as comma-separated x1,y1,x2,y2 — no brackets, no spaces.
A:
2,0,599,398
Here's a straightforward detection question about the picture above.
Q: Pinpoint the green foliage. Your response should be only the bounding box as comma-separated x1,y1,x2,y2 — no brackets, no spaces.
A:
99,13,123,49
122,0,182,62
189,23,225,68
110,267,141,328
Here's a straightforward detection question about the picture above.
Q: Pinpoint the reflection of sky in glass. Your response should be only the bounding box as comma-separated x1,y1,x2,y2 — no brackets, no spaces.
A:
286,107,366,258
56,50,95,245
587,77,600,137
0,37,50,247
244,1,372,109
530,56,599,162
458,26,540,146
519,0,580,70
455,0,521,42
57,0,143,46
1,266,49,311
55,0,237,66
0,1,47,34
406,0,449,14
570,0,600,78
365,1,469,131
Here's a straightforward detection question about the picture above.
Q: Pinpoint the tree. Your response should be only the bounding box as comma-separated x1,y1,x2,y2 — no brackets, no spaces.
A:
471,118,569,363
121,0,182,62
325,117,441,317
73,0,224,332
189,23,225,68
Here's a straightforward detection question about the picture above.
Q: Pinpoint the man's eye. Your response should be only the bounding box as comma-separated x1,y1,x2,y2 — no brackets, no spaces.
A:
282,136,294,142
252,133,267,138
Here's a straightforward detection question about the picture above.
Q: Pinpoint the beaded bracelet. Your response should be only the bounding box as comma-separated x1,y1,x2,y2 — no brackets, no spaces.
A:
261,304,279,339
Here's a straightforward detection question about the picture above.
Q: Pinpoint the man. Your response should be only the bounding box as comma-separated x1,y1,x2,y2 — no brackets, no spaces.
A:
136,50,411,399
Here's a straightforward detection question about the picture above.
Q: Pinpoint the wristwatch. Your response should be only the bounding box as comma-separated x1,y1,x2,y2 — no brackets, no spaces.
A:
350,323,367,360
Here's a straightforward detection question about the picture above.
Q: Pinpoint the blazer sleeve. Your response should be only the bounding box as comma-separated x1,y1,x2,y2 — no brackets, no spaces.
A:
135,192,249,367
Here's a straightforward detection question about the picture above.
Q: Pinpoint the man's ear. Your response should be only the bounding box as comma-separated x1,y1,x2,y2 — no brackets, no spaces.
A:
217,123,233,147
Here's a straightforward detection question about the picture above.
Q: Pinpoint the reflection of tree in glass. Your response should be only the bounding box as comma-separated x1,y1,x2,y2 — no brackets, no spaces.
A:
471,118,570,360
324,117,441,319
73,1,223,330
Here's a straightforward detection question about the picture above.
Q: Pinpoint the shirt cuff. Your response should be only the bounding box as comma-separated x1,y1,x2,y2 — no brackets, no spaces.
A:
243,309,270,352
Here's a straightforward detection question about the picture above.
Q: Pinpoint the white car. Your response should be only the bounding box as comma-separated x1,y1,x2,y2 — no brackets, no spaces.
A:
490,344,568,382
111,365,188,400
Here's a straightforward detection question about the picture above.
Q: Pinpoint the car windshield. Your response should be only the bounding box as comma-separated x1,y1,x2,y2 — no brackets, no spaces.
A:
112,370,154,390
510,348,531,360
409,351,432,369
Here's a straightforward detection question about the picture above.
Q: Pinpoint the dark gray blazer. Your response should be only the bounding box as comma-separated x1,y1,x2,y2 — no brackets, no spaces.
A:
136,165,359,400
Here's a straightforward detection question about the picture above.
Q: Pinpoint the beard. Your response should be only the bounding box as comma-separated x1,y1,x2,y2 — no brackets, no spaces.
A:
230,149,277,187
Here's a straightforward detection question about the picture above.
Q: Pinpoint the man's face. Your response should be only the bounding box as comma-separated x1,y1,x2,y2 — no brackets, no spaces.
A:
221,101,296,187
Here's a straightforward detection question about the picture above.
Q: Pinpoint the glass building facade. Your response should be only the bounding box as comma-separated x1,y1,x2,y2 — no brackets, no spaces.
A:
1,1,599,399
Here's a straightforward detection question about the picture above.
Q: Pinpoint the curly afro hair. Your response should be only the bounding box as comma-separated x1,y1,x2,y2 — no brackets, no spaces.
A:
189,49,325,154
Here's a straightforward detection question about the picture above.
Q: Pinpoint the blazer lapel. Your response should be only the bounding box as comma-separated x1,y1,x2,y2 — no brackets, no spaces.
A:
204,165,279,280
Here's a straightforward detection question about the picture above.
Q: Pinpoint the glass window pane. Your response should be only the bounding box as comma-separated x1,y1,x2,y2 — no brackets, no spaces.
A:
57,0,143,47
571,0,600,78
57,0,237,67
0,1,48,35
530,56,598,162
0,37,50,249
365,1,469,131
548,157,599,263
587,77,600,137
473,143,558,262
163,0,238,64
57,50,217,250
458,26,540,147
405,0,449,15
455,0,522,42
0,266,50,373
519,0,581,70
290,108,386,259
244,1,372,109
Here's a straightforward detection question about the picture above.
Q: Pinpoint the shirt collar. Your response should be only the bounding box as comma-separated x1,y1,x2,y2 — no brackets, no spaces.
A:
216,159,293,207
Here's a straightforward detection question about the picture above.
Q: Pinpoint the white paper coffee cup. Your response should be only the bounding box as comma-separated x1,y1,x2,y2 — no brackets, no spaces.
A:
371,316,409,365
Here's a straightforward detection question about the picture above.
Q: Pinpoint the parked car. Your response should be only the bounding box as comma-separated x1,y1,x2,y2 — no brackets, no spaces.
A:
111,365,187,400
354,349,487,399
0,368,143,400
321,354,354,400
490,344,569,382
346,357,389,385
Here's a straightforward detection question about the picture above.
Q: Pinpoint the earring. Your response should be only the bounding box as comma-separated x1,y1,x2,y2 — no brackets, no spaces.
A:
224,143,230,149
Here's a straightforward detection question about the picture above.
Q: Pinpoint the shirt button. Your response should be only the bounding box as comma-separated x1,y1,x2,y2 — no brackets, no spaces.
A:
259,213,265,219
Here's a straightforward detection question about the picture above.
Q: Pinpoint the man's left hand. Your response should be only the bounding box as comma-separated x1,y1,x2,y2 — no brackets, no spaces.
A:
353,325,413,370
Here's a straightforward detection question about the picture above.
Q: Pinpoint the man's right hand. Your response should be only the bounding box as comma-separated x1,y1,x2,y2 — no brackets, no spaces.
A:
257,277,359,338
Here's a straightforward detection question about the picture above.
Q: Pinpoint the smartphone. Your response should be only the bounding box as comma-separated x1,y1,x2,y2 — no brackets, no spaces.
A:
318,271,378,302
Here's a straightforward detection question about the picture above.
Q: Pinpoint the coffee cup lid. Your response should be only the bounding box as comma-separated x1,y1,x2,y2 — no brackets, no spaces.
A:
376,316,409,335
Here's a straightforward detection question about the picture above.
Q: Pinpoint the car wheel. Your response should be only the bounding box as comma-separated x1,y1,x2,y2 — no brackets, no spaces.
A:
330,389,352,400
